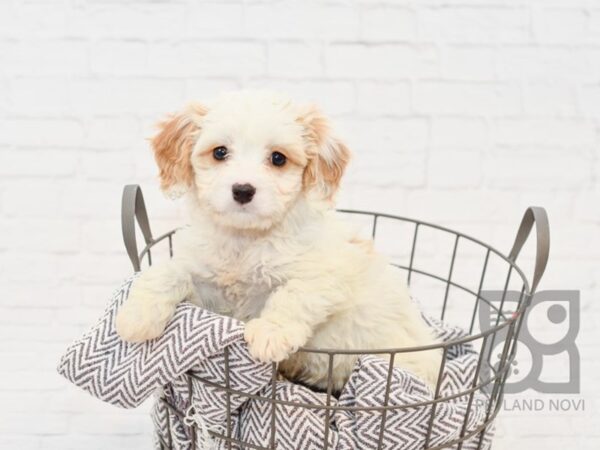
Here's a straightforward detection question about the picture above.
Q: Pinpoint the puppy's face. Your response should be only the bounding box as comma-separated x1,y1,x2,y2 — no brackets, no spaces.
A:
151,92,350,231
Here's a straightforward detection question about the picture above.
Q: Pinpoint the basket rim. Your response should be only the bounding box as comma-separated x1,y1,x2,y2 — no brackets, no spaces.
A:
137,208,531,355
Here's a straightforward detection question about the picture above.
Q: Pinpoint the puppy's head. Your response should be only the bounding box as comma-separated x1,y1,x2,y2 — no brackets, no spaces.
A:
151,91,350,231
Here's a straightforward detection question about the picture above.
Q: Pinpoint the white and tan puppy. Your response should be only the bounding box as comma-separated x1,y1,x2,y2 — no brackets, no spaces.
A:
116,91,440,391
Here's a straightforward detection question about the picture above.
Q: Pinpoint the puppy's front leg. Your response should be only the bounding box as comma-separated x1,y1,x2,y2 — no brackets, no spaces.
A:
116,261,193,343
244,280,340,363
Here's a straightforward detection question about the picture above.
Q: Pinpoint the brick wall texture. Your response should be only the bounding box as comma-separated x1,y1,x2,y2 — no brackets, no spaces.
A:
0,0,598,448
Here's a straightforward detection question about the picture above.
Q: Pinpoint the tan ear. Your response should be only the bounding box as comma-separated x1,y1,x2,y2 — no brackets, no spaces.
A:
299,107,351,201
151,103,207,196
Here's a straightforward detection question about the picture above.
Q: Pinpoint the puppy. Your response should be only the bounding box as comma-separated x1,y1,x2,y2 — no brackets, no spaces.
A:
116,91,441,391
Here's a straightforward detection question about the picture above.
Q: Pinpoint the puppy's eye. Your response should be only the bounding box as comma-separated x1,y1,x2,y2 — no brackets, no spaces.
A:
213,146,229,161
271,151,287,167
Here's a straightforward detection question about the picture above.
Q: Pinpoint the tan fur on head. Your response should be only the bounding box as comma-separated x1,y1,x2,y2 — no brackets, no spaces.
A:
152,103,207,197
298,106,351,201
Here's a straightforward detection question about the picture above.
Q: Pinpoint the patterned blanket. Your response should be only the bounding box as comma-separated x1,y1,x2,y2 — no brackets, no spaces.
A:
57,276,493,450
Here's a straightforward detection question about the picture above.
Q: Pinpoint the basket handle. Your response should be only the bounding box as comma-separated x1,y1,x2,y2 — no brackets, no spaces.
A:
122,184,153,272
508,207,550,294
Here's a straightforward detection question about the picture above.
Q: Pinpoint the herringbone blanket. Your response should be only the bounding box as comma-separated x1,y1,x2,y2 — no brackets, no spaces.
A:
58,276,493,450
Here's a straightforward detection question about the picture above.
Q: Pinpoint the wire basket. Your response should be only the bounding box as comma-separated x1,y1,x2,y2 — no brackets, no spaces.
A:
121,185,550,450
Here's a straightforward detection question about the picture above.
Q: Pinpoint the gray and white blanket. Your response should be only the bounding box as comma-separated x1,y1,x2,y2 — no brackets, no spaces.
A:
57,276,493,450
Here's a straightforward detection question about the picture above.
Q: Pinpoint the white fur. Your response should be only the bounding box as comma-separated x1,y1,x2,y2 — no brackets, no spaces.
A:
116,91,441,391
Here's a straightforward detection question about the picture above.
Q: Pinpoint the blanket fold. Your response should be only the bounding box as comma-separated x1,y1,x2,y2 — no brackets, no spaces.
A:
57,276,493,450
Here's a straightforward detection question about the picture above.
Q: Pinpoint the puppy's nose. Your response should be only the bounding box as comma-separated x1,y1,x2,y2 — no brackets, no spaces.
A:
232,183,256,204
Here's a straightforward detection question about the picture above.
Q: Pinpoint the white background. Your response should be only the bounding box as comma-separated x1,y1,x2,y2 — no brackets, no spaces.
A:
0,0,599,448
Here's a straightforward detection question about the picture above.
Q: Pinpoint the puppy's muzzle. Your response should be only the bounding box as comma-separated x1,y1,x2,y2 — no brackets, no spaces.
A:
232,183,256,204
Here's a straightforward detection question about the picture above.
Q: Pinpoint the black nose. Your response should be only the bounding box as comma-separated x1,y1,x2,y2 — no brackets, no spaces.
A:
232,183,256,204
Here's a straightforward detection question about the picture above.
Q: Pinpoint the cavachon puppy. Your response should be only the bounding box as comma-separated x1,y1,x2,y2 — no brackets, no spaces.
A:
116,91,441,391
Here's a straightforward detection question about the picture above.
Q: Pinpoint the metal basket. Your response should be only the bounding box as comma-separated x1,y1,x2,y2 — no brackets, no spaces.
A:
121,185,550,450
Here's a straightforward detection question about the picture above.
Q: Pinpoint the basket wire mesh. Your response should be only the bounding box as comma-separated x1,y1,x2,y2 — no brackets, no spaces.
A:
121,185,550,450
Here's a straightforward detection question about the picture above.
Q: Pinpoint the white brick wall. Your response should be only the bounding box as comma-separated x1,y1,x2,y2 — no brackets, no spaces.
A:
1,0,598,448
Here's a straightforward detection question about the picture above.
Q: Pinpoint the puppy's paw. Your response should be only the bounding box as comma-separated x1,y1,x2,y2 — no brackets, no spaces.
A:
244,318,306,363
115,288,175,343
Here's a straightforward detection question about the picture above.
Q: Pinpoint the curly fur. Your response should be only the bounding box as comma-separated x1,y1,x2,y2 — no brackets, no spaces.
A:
116,91,441,391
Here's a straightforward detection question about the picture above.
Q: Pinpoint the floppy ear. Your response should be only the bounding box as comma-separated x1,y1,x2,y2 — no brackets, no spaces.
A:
299,107,351,201
151,103,207,197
